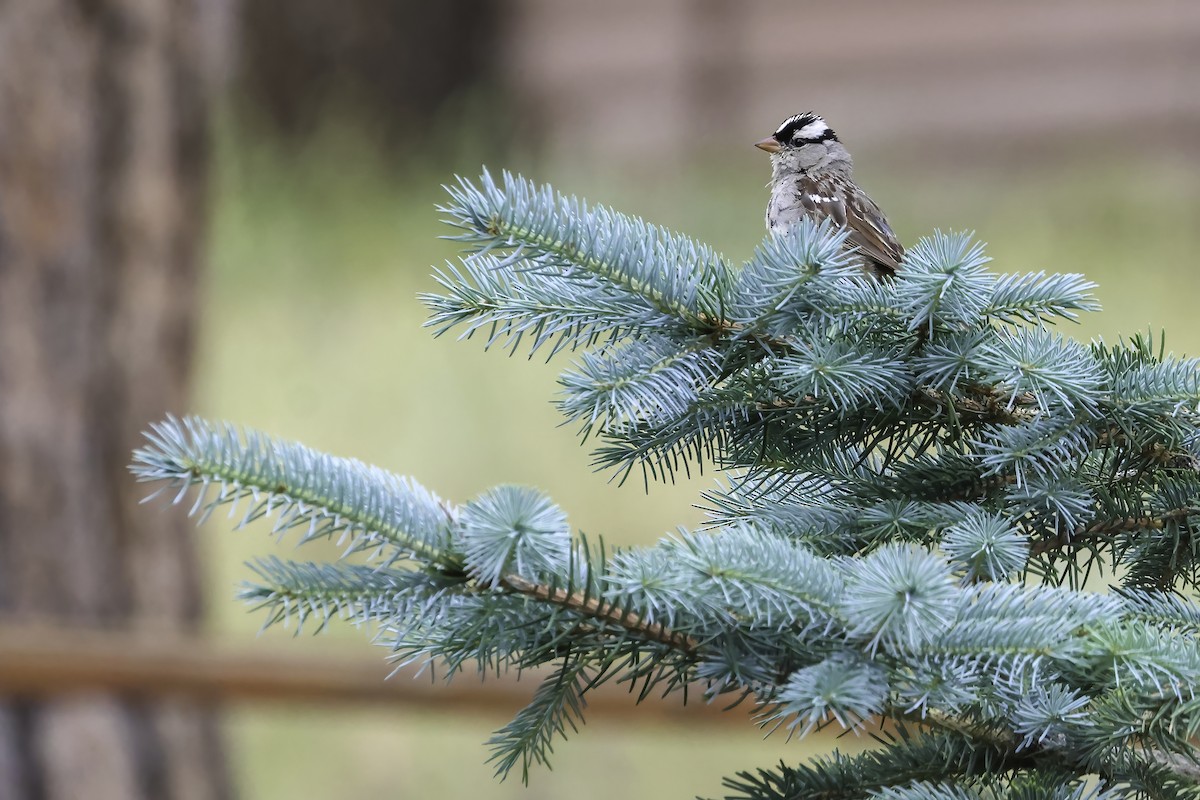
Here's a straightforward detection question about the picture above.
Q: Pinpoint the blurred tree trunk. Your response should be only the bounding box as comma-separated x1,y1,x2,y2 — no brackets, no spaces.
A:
237,0,503,149
0,2,233,799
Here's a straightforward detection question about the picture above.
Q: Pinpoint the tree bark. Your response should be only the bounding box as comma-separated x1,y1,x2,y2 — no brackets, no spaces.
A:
236,0,503,149
0,1,232,798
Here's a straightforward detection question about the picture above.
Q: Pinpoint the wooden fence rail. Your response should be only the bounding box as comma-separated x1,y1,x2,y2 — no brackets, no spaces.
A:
0,623,749,725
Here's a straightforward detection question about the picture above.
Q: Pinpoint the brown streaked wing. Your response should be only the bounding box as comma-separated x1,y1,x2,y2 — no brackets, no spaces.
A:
841,183,903,277
797,175,846,227
797,175,902,278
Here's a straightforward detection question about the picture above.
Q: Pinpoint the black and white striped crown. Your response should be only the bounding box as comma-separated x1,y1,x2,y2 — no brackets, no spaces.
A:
772,112,838,145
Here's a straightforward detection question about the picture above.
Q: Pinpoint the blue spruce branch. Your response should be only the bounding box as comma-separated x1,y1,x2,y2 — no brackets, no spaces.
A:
129,170,1200,797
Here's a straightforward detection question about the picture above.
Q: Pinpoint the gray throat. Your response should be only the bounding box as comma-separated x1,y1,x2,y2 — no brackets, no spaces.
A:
770,141,854,184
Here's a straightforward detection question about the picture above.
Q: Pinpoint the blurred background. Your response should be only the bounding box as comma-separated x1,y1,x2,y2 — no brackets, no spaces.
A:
1,1,1198,798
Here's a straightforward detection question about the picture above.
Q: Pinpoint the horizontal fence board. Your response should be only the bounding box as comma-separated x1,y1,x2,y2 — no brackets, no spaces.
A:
0,623,750,725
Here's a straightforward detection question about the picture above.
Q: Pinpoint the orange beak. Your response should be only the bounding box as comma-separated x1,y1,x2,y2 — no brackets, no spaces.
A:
754,137,781,153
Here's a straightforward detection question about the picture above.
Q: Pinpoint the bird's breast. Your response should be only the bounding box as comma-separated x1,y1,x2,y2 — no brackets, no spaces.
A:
766,179,807,232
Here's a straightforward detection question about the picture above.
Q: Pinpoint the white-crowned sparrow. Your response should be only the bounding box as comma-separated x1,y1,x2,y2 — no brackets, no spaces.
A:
756,112,902,278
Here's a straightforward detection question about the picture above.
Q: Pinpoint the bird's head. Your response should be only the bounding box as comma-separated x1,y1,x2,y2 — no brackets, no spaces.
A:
755,112,838,154
756,112,851,178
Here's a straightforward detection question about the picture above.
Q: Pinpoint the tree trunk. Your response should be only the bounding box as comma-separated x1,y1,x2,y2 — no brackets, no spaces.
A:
0,1,232,798
236,0,503,150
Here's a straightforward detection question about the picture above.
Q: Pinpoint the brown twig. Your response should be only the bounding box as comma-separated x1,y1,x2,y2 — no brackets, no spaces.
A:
1029,507,1200,557
911,708,1200,787
499,575,700,654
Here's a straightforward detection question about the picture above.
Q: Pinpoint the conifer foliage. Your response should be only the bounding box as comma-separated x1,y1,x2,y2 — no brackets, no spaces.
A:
132,170,1200,798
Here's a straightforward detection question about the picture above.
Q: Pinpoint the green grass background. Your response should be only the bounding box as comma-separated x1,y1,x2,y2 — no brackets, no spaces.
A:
196,122,1200,798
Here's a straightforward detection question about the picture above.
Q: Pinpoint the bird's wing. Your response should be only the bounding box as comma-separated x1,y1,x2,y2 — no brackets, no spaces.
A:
797,175,903,277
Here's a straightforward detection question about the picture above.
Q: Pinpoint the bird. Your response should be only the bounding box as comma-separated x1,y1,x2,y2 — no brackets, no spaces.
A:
755,112,903,278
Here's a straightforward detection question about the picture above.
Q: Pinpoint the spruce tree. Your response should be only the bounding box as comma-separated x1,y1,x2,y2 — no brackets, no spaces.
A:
132,170,1200,799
